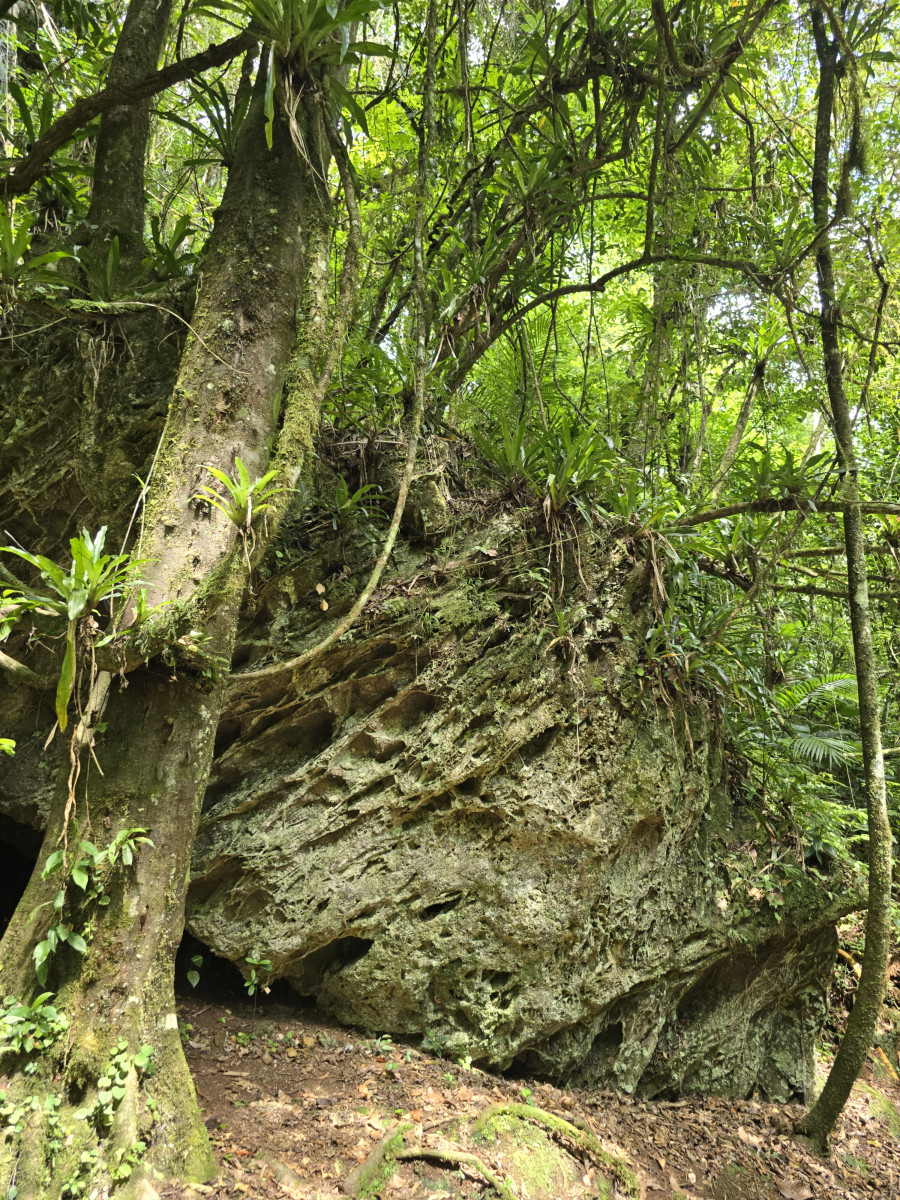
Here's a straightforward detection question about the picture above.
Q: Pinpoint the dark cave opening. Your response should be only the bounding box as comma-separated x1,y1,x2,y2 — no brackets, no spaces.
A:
0,820,304,1016
0,813,41,939
174,930,306,1009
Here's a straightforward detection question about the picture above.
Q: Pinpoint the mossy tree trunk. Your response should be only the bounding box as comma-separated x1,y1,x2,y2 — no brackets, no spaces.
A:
797,2,893,1154
0,62,333,1198
87,0,175,250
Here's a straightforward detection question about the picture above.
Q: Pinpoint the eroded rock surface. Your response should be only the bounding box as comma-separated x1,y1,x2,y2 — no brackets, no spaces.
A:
187,514,848,1101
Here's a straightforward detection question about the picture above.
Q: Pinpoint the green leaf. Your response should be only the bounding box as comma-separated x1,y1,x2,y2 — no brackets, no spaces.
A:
328,77,369,136
66,587,89,621
347,40,395,57
71,865,89,890
33,939,52,969
42,849,64,878
55,621,77,731
7,81,35,144
264,43,276,151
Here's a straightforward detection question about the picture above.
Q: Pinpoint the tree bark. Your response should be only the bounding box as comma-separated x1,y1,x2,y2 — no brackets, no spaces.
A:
708,359,765,500
87,0,175,248
0,64,321,1197
798,2,892,1154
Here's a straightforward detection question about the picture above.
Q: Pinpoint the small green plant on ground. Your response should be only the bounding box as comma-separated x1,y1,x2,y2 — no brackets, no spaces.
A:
244,953,272,997
422,1028,448,1057
0,738,14,755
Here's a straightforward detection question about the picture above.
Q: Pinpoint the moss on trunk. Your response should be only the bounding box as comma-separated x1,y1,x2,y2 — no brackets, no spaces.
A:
0,65,320,1196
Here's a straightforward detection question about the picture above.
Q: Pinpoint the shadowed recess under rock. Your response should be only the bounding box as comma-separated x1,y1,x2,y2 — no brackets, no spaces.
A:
183,515,853,1101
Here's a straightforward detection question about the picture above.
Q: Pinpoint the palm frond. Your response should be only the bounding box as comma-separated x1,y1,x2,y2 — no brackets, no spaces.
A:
775,672,858,715
789,731,862,767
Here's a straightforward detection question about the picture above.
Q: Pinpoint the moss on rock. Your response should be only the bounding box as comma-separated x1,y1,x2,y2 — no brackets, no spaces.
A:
185,514,854,1102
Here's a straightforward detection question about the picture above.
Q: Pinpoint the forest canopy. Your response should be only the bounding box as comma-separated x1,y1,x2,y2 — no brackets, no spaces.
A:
0,0,899,1193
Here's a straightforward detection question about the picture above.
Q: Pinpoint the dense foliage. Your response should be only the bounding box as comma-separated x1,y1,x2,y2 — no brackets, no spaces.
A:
0,0,899,1188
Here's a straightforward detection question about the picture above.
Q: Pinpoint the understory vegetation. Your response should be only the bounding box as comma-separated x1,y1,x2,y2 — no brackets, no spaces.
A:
0,0,899,1193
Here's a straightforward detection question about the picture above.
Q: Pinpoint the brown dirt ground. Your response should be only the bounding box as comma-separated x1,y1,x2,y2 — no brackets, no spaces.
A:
157,993,900,1200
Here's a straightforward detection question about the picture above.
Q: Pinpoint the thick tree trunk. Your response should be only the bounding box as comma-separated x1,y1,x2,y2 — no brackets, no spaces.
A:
87,0,175,247
798,5,892,1153
0,69,317,1196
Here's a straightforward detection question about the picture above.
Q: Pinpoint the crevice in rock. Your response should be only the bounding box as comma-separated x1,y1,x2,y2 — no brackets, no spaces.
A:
213,718,242,760
420,893,464,920
378,688,441,732
289,936,375,997
174,931,300,1008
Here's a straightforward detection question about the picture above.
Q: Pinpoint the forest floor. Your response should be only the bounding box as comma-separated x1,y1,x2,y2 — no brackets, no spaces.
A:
158,994,900,1200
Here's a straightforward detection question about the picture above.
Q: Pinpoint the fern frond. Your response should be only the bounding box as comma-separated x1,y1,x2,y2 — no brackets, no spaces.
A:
775,672,858,715
789,732,862,766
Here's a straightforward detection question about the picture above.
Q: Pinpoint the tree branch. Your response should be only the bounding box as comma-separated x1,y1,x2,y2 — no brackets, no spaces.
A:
0,647,50,691
0,32,254,198
675,498,900,528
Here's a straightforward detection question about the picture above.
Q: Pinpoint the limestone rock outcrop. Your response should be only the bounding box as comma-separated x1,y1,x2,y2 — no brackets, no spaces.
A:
186,514,847,1100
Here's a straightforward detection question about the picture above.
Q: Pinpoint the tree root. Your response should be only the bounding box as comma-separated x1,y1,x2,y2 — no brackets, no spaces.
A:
395,1145,515,1198
255,1150,307,1197
343,1121,513,1199
343,1122,413,1197
472,1102,639,1197
343,1102,639,1199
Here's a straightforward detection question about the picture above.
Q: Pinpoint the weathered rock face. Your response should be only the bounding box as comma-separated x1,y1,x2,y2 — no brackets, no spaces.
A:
0,317,848,1100
186,511,847,1101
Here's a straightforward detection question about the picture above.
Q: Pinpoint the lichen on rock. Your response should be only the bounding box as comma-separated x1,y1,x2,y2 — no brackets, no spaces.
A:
186,509,852,1102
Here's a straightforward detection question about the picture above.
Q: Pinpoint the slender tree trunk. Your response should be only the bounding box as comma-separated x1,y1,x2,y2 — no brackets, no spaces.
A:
708,359,764,500
798,3,892,1153
0,67,322,1197
87,0,175,248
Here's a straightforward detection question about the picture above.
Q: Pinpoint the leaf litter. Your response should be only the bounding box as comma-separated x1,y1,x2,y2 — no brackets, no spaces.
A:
158,995,900,1200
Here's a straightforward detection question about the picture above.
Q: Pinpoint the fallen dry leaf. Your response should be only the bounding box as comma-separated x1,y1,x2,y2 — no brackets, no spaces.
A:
777,1181,814,1200
737,1124,763,1148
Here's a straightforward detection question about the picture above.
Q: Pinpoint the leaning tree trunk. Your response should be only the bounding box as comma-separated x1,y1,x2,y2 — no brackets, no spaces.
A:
798,4,892,1153
0,71,323,1197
